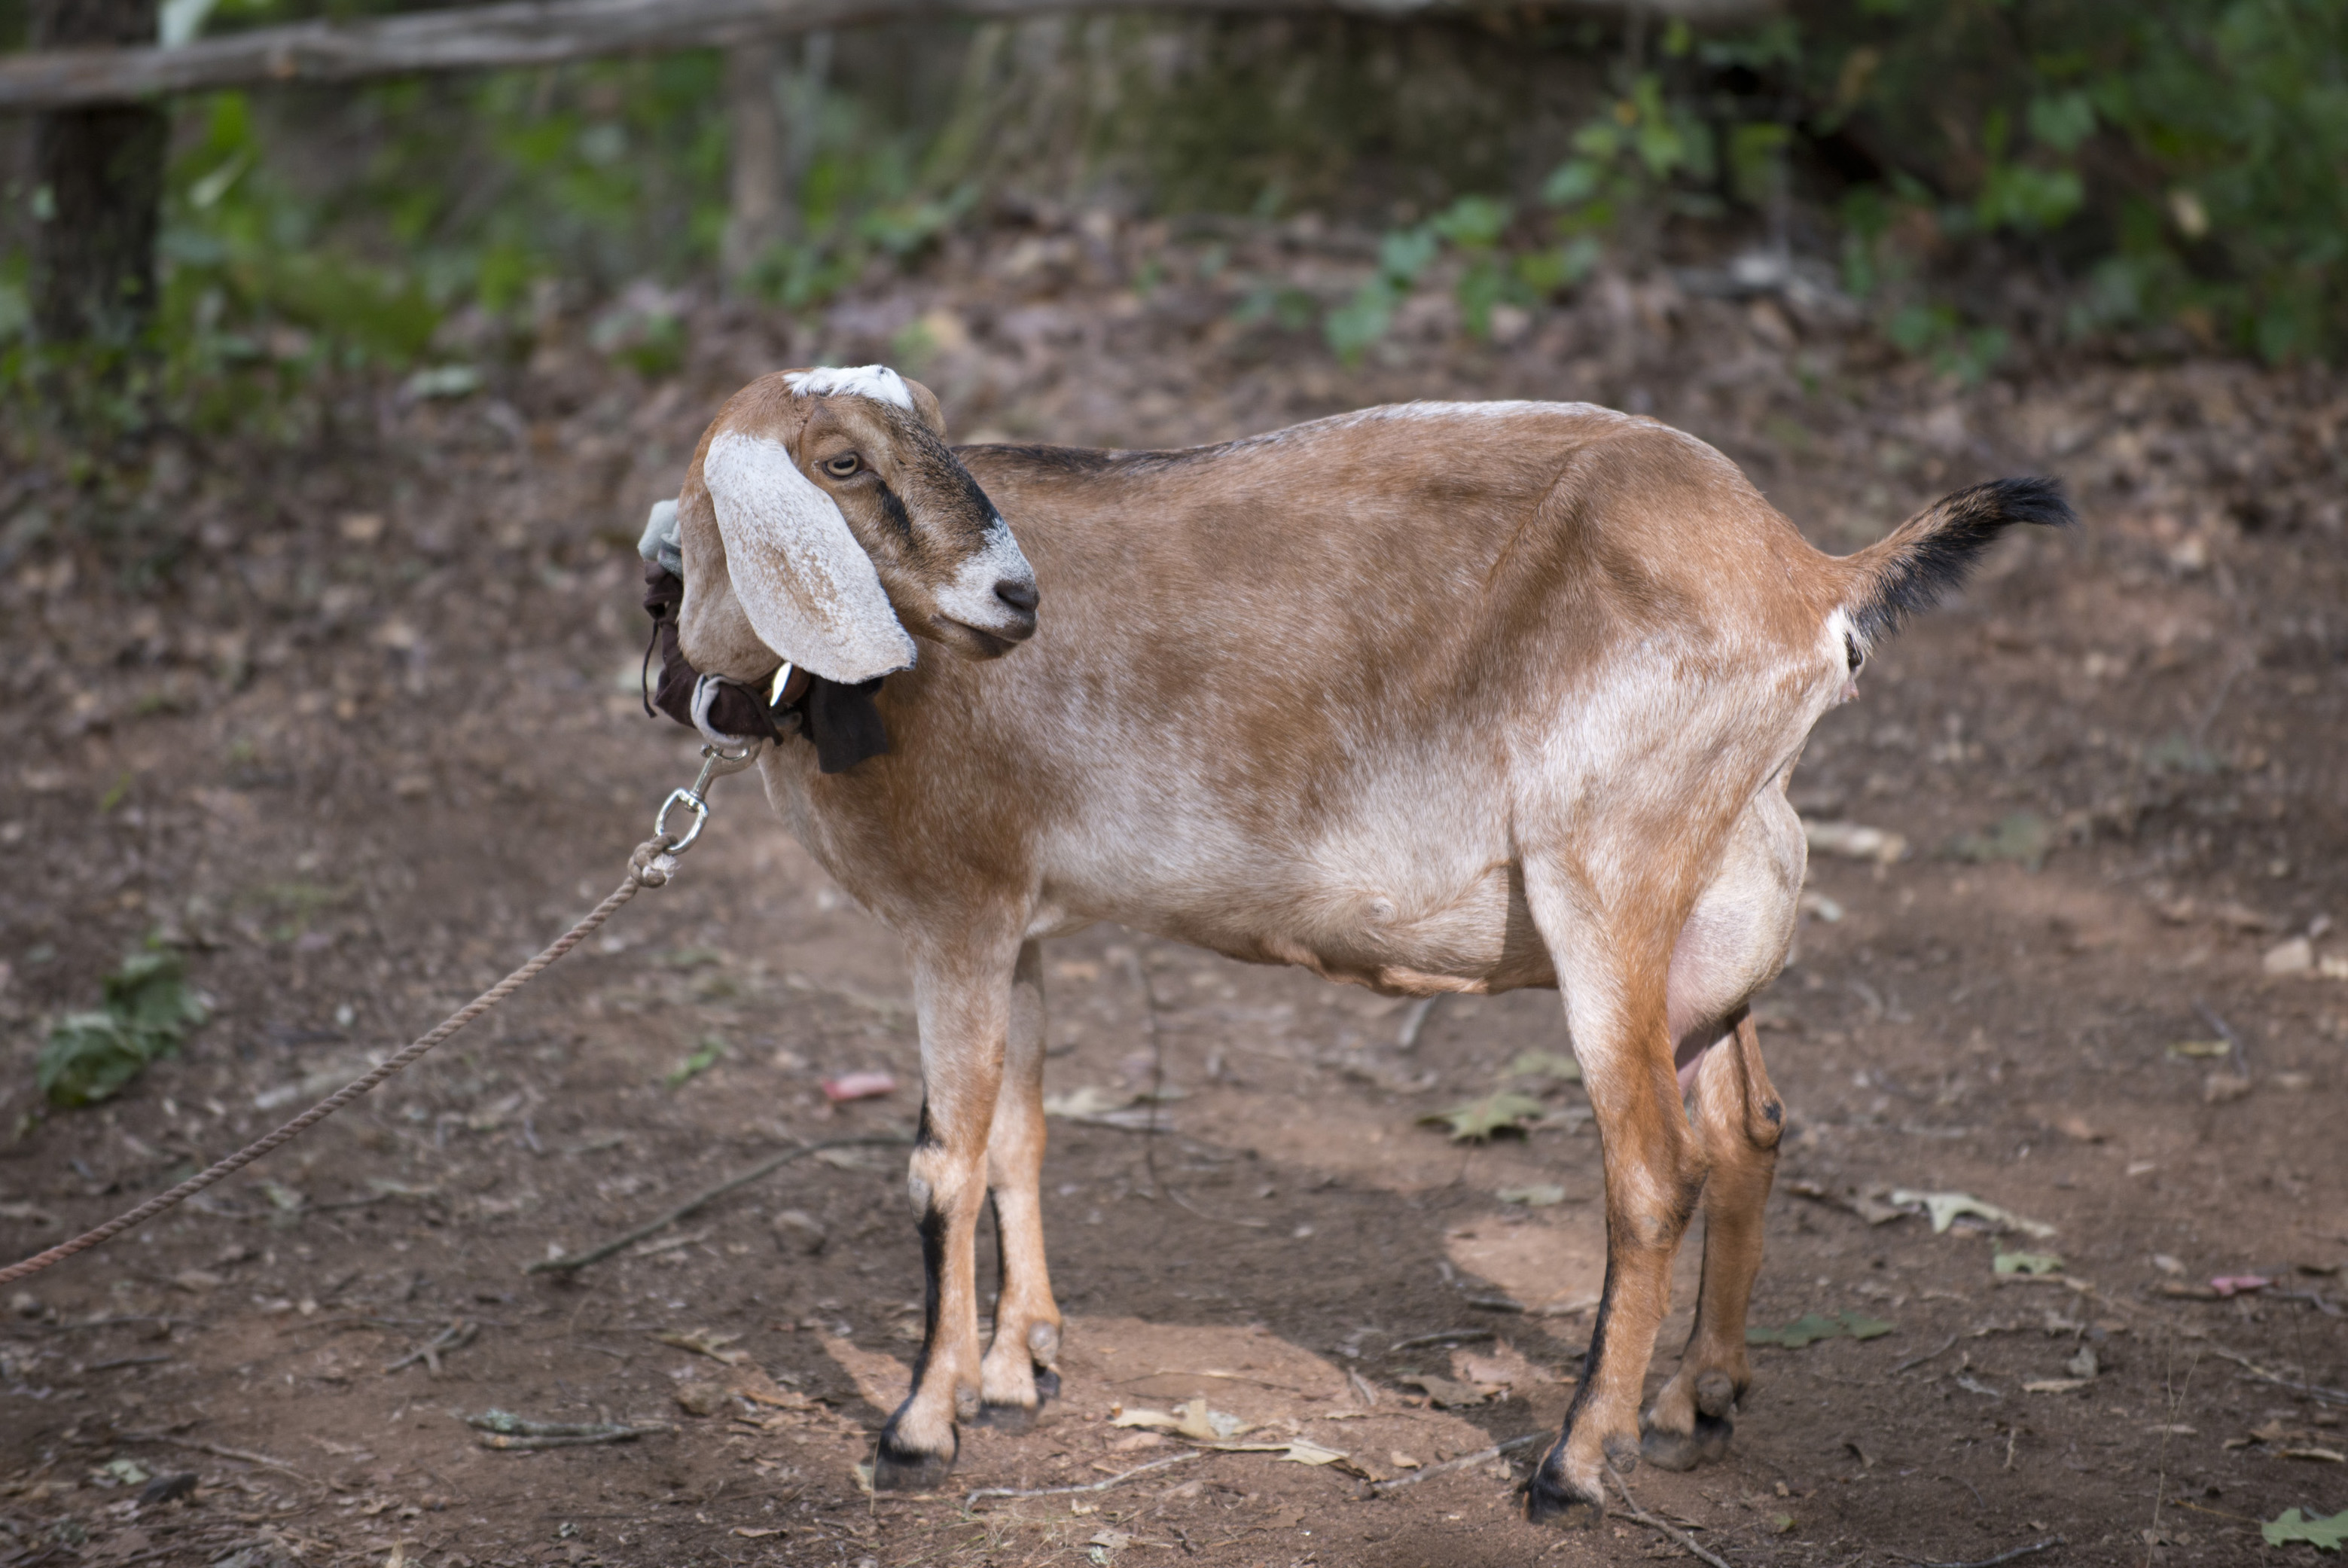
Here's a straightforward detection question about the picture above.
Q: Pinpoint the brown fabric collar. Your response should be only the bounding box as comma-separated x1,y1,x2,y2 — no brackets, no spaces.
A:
639,563,890,774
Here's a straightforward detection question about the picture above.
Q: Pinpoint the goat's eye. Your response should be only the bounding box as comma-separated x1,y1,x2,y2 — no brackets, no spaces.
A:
1845,633,1865,673
822,453,861,477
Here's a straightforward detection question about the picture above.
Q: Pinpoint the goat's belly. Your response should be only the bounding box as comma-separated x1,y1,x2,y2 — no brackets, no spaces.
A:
1060,857,1557,996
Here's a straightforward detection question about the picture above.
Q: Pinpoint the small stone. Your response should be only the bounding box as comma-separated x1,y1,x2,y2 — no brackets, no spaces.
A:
772,1210,827,1256
2203,1072,2254,1105
2262,937,2313,976
675,1380,728,1417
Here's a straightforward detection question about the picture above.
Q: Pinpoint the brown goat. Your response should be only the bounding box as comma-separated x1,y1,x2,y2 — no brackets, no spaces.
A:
663,365,2071,1523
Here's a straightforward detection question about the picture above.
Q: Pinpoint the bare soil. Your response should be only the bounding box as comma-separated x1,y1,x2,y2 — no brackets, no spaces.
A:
3,215,2346,1568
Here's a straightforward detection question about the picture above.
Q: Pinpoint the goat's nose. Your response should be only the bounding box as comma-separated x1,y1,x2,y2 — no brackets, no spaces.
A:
994,578,1039,614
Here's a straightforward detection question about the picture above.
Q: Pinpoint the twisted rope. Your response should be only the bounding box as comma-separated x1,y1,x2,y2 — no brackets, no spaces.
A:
0,834,686,1287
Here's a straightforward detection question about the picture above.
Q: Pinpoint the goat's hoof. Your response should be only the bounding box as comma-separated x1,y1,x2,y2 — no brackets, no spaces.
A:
1522,1474,1604,1527
1640,1412,1733,1472
873,1411,956,1493
1034,1365,1062,1405
974,1400,1036,1433
871,1443,956,1493
1522,1441,1605,1527
1602,1430,1642,1475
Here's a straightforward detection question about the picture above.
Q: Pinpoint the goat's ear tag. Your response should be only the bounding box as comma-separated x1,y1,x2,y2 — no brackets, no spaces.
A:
702,430,916,684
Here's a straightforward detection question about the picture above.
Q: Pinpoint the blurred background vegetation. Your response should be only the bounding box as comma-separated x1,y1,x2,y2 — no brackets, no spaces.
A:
0,0,2343,437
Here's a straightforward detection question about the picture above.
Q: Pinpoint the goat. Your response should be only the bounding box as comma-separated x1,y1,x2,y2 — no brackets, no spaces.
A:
660,364,2072,1523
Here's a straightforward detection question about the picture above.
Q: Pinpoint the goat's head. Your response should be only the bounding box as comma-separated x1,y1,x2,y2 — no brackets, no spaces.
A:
674,365,1037,685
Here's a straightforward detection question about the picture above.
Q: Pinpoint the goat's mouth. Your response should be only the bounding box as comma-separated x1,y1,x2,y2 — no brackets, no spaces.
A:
936,611,1036,658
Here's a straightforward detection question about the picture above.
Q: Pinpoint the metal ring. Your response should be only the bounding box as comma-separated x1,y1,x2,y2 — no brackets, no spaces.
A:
654,787,710,853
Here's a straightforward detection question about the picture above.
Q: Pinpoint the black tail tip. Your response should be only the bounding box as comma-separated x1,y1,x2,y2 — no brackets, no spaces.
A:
1848,474,2077,644
1975,474,2078,531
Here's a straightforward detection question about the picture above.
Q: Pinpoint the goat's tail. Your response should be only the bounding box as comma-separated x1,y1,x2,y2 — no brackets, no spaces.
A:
1838,476,2075,645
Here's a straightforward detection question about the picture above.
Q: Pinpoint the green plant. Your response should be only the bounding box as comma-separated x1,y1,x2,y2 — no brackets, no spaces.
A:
35,941,209,1109
1798,0,2348,362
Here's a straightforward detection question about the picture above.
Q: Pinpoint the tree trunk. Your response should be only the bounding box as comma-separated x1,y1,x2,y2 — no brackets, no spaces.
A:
722,35,788,282
29,0,166,348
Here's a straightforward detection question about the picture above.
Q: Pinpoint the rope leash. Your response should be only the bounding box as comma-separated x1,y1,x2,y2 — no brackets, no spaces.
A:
0,743,764,1288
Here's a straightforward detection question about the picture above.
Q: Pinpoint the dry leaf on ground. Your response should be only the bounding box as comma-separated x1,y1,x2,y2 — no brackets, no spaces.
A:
652,1328,746,1364
1888,1189,2056,1237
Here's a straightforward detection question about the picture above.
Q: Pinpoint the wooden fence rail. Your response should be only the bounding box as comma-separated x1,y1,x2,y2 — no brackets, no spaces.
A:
0,0,1767,112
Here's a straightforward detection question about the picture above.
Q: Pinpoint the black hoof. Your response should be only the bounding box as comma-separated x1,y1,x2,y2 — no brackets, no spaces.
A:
1640,1412,1733,1472
1523,1472,1605,1527
974,1400,1035,1432
874,1408,956,1492
1523,1441,1605,1527
871,1443,956,1492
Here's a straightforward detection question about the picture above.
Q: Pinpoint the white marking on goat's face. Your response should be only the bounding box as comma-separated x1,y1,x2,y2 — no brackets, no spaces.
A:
783,364,916,411
703,429,917,683
931,516,1037,645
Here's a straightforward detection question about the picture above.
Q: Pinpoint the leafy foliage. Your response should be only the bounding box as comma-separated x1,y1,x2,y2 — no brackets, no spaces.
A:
1505,1048,1582,1083
2264,1509,2348,1552
1747,1309,1895,1348
6,0,2345,446
1417,1090,1545,1142
36,942,209,1109
1993,1250,2066,1276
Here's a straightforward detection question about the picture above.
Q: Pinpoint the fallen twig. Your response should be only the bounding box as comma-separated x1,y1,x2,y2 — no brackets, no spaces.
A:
526,1136,913,1274
465,1409,671,1449
2206,1346,2348,1407
1889,1536,2063,1568
1608,1463,1731,1568
1896,1335,1962,1374
40,1314,185,1335
383,1317,477,1374
1370,1432,1541,1494
965,1450,1200,1507
1126,950,1266,1231
1389,1328,1494,1351
115,1432,316,1486
2193,1000,2249,1078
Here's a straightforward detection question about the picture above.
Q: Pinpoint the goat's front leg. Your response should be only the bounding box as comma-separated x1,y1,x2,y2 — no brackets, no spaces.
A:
874,941,1015,1490
1522,877,1706,1525
977,940,1063,1429
1642,1011,1782,1470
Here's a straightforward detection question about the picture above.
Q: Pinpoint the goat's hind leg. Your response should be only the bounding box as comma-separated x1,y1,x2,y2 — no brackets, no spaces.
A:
1639,787,1799,1470
1642,1011,1782,1470
975,940,1063,1430
1520,868,1704,1526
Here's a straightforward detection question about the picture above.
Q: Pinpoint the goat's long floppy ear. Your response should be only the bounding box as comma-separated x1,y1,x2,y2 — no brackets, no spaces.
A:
700,428,917,683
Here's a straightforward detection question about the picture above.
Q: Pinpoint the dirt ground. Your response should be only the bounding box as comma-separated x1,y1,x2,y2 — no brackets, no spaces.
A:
3,213,2346,1568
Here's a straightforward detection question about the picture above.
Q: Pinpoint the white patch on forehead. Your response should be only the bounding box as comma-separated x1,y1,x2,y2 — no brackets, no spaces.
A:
703,429,916,684
783,364,915,411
